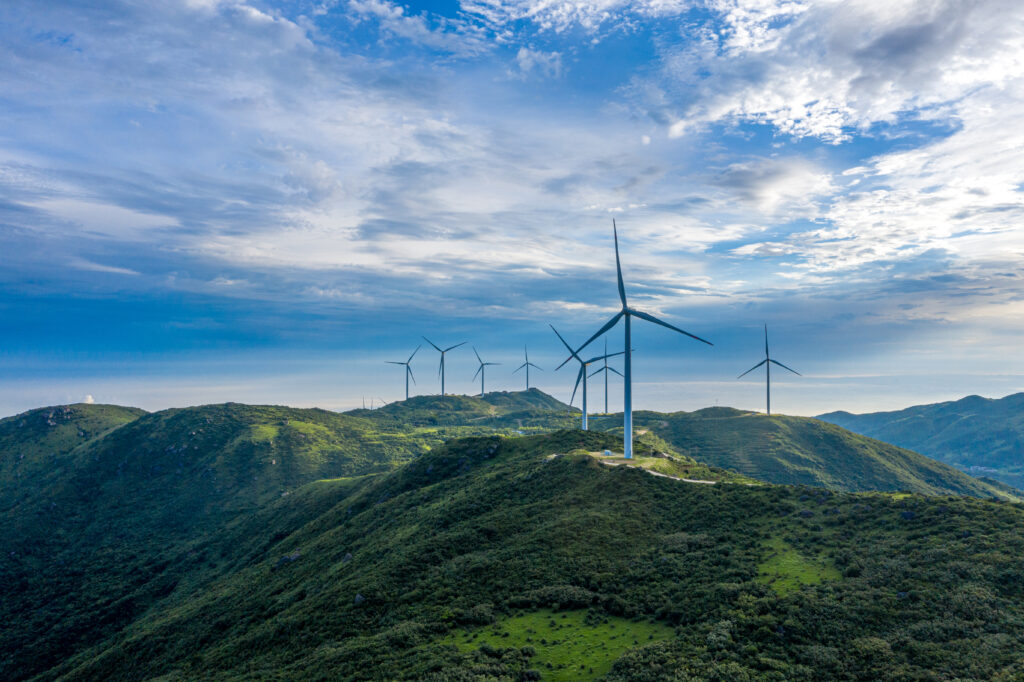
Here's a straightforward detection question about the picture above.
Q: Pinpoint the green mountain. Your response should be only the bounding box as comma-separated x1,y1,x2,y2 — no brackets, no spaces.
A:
6,428,1024,680
819,393,1024,488
348,388,575,429
0,403,146,509
4,393,1023,680
584,407,1020,501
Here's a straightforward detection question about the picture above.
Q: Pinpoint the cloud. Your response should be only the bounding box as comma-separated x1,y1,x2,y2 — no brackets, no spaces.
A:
638,0,1024,142
83,394,94,404
460,0,695,34
27,199,178,240
347,0,489,55
2,0,1023,390
709,157,833,217
69,259,141,276
514,47,563,78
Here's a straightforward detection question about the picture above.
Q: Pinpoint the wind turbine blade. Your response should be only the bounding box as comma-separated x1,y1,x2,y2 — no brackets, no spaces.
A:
513,363,526,374
585,350,625,364
473,346,482,364
486,362,501,366
613,219,627,308
764,324,769,357
527,362,542,371
769,358,801,376
407,366,416,385
385,361,404,365
588,367,604,378
422,336,442,352
737,358,767,379
575,311,624,356
473,366,482,380
549,324,575,355
570,365,584,406
609,367,624,377
629,308,713,346
408,345,421,363
444,341,466,352
524,345,529,362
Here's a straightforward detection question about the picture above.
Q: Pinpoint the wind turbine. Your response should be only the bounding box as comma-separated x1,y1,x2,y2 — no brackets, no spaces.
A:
423,337,465,395
385,345,420,400
738,324,800,416
588,338,624,414
513,345,542,390
551,325,624,430
472,347,500,396
574,220,713,458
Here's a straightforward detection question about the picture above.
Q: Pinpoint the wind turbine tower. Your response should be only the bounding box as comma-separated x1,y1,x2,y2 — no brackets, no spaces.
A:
472,347,500,396
423,337,466,395
385,345,420,400
513,345,542,390
551,325,624,430
588,338,624,414
574,220,713,458
738,324,801,416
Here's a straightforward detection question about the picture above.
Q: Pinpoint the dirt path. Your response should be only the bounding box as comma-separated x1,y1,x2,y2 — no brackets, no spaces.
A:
599,460,717,485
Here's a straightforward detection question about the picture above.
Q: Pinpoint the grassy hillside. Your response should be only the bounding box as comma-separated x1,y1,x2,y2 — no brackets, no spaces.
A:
4,394,1022,679
0,403,146,509
819,392,1024,488
16,429,1024,680
0,401,450,680
348,388,575,431
586,407,1022,500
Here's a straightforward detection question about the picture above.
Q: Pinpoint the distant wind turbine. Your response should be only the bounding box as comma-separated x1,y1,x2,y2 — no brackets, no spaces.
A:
574,220,713,458
423,337,465,395
385,345,420,400
588,338,624,414
551,325,624,430
738,324,800,416
513,345,542,390
472,347,500,396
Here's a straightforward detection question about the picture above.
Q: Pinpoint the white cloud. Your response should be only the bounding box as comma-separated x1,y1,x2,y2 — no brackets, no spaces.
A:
642,0,1024,142
83,394,94,404
514,47,563,78
461,0,696,34
69,259,142,276
27,199,178,240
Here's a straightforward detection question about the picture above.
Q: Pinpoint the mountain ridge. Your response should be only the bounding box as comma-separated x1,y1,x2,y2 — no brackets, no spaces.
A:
818,391,1024,488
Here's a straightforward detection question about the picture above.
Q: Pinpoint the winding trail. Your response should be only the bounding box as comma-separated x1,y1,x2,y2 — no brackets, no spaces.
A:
599,460,718,484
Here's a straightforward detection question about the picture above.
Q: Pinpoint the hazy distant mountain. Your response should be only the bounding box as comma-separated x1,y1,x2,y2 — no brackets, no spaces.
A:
819,393,1024,488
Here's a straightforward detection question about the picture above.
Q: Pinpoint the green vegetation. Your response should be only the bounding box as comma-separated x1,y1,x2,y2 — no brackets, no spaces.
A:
3,392,1024,680
0,403,145,509
756,536,841,595
594,407,1023,500
820,392,1024,488
442,609,674,680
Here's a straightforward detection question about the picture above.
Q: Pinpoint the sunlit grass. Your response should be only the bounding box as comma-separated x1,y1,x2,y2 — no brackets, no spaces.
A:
442,609,674,680
757,536,841,595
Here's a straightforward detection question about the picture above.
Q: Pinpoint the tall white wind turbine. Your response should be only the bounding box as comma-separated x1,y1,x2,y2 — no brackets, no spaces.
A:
513,345,542,390
423,337,465,395
385,345,420,400
551,325,624,430
738,324,800,416
574,220,712,458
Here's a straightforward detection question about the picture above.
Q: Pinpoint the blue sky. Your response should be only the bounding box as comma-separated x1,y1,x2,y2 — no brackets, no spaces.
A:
2,0,1023,417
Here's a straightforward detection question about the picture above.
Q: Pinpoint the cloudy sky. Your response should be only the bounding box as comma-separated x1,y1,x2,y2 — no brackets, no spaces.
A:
2,0,1023,417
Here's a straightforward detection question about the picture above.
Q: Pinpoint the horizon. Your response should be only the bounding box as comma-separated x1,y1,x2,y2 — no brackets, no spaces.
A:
5,383,1022,422
3,1,1023,418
